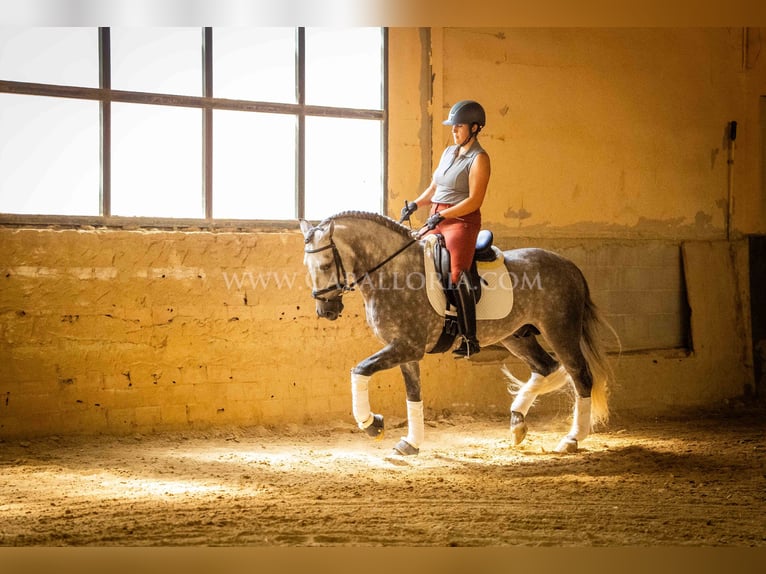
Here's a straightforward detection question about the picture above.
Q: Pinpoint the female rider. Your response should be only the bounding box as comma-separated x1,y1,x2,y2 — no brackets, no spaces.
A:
401,100,491,357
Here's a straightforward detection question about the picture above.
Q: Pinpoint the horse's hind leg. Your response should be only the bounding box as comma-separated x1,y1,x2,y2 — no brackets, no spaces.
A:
500,334,568,445
543,328,595,453
392,361,422,456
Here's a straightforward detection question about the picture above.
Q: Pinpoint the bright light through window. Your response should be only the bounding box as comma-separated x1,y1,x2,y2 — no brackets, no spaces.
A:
213,28,296,103
0,28,98,88
111,103,203,218
306,28,383,110
111,28,202,96
0,93,99,216
305,116,382,219
213,110,297,219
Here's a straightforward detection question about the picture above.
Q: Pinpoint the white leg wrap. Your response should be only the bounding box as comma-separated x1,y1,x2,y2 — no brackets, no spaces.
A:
351,372,373,429
403,400,424,449
569,396,592,441
510,372,545,416
509,366,571,416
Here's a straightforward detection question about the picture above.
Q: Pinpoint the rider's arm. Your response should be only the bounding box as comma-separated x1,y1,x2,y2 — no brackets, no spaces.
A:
412,180,437,209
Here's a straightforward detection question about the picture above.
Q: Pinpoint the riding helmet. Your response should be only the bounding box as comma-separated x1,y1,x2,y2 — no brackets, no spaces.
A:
442,100,486,128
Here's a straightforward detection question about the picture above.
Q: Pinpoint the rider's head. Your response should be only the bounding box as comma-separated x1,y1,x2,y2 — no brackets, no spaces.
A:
443,100,486,146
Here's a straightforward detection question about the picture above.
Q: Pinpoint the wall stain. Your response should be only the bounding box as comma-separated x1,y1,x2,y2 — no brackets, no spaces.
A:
491,210,723,240
419,28,434,192
504,207,533,222
466,30,507,40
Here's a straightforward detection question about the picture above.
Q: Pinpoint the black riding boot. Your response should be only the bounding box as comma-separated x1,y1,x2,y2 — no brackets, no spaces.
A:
452,272,480,358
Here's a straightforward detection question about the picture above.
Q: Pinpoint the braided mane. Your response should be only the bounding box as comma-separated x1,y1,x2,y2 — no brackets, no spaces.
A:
322,210,414,240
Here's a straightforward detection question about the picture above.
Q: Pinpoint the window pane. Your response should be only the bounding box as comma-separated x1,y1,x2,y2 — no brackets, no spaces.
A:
213,28,296,103
111,103,202,218
0,94,99,216
305,117,382,220
111,28,201,96
213,110,296,219
0,28,99,88
305,28,383,109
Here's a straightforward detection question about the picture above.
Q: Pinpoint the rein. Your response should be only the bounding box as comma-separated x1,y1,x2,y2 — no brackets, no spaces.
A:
305,234,419,301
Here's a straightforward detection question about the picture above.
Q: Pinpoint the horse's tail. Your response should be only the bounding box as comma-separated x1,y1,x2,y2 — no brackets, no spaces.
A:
581,286,620,427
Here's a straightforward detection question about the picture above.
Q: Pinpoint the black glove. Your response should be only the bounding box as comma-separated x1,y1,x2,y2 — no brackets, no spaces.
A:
399,201,418,223
425,212,445,230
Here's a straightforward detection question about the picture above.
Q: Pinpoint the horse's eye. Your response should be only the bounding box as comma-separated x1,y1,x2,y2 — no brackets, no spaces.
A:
319,263,332,272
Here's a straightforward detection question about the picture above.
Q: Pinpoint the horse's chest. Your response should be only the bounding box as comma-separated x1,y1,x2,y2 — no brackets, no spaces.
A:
363,296,401,339
363,297,386,329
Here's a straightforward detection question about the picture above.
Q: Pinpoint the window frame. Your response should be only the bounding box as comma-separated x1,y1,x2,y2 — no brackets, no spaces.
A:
0,27,388,230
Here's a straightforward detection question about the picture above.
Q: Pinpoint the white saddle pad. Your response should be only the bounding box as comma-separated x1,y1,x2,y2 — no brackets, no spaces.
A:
423,234,514,320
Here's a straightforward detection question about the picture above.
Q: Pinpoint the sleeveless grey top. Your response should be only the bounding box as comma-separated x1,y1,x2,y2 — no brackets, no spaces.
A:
432,140,486,205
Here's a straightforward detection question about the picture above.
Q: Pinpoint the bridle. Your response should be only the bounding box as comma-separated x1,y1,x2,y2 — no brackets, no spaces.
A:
304,237,350,301
304,233,418,302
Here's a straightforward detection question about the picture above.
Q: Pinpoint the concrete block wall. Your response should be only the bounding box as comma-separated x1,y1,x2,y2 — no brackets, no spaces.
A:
0,227,372,437
481,237,752,416
496,237,689,352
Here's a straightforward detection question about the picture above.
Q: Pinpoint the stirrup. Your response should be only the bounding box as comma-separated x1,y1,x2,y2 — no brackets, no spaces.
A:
452,337,480,358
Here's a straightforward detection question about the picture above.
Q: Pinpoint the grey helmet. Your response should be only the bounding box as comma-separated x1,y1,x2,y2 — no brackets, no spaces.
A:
442,100,486,130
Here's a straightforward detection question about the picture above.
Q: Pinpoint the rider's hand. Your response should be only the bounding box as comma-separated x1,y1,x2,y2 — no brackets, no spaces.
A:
425,212,444,230
400,201,418,223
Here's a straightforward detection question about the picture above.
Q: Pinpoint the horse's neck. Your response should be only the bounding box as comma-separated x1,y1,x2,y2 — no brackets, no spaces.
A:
334,218,420,278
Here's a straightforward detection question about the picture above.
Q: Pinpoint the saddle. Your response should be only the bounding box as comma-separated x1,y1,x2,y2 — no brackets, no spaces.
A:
424,230,514,354
431,229,495,306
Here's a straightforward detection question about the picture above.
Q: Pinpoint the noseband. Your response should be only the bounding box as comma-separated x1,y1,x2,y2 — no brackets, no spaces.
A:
304,230,418,302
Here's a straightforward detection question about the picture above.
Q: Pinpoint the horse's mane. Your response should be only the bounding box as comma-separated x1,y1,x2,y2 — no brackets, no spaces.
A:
322,210,414,240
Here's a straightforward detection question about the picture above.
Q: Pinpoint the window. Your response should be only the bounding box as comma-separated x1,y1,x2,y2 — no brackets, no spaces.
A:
0,93,100,216
0,27,387,223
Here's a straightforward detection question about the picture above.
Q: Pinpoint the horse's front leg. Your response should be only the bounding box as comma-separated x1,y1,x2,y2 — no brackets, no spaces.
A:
392,361,422,456
350,342,420,443
350,370,385,439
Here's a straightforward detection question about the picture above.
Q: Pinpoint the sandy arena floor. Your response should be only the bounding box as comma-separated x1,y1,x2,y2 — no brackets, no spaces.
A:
1,404,765,547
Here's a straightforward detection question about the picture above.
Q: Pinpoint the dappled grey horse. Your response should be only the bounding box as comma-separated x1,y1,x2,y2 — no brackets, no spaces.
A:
300,211,615,455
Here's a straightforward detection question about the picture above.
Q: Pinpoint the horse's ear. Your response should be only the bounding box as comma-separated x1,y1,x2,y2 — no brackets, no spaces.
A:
299,219,313,239
315,219,335,238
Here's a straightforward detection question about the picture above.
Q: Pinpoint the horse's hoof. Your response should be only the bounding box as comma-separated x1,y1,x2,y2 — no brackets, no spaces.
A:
392,439,419,456
364,414,384,440
511,423,528,446
554,436,578,454
510,411,528,446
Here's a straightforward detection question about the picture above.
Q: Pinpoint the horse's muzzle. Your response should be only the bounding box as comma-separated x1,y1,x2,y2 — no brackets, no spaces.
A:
316,298,344,321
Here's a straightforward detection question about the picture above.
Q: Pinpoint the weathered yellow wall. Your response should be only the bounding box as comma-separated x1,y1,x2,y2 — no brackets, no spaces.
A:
1,28,762,438
392,28,766,239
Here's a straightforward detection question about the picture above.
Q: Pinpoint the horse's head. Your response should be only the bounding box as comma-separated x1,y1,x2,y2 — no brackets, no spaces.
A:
299,218,347,321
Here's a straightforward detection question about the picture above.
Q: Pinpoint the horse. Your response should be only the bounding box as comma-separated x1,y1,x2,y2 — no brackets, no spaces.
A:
299,210,616,456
